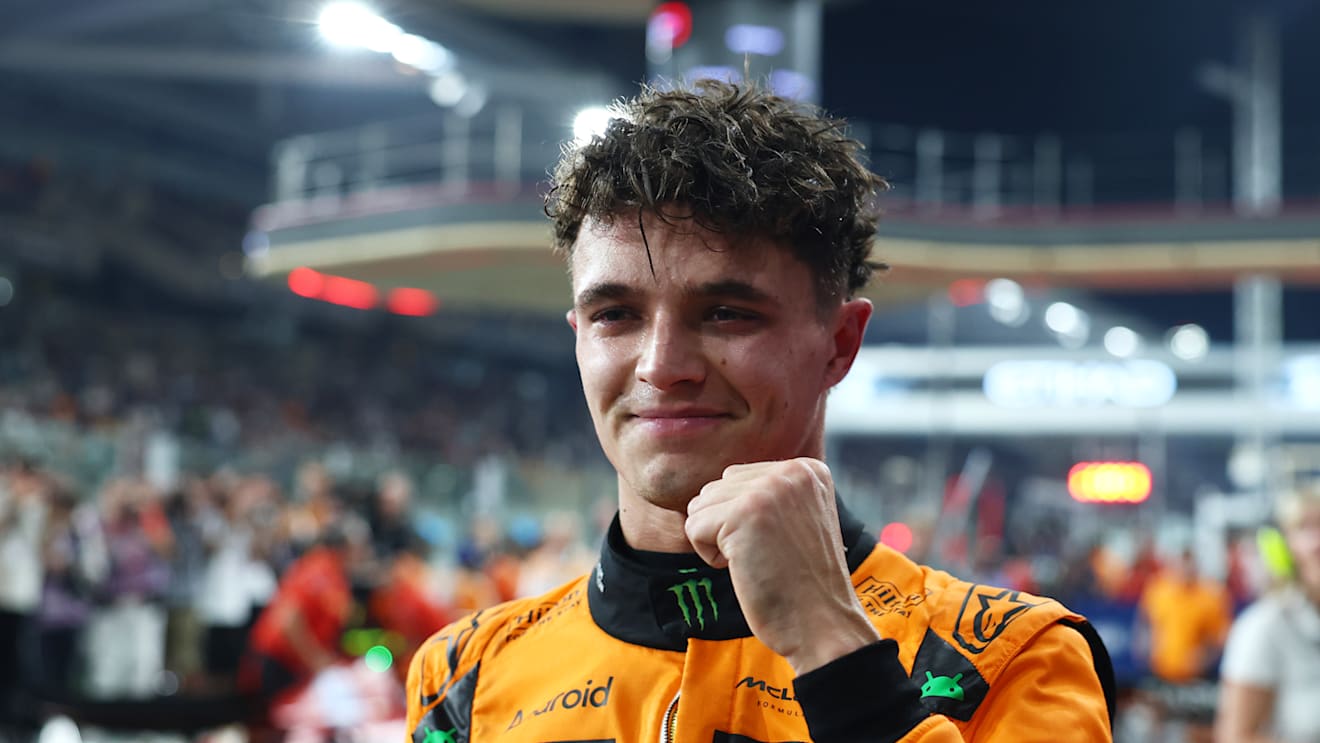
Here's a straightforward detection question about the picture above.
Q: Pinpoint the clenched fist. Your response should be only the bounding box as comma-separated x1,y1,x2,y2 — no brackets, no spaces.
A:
684,457,881,674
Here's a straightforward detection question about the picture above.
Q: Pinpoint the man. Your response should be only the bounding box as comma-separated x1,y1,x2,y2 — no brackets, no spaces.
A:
406,81,1115,743
1136,548,1231,742
239,517,367,704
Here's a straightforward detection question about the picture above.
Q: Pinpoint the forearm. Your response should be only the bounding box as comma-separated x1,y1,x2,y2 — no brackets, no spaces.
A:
277,605,335,672
794,640,963,743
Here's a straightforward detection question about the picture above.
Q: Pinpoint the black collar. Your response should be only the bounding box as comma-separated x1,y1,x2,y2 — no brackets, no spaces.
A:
587,497,877,651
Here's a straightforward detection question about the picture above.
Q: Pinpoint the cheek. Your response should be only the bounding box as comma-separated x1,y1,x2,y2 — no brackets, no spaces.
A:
577,339,626,400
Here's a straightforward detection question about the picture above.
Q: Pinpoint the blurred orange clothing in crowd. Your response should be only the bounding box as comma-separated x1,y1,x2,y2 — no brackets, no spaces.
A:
1139,567,1232,683
368,553,450,676
246,547,353,679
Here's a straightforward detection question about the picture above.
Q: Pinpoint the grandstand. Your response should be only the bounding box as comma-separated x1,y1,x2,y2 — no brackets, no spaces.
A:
2,1,1320,742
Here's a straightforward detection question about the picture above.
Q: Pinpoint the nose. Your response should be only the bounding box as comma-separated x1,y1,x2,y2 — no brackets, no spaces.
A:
635,312,706,390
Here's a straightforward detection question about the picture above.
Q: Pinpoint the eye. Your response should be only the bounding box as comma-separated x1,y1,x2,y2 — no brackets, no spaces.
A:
590,307,636,324
707,306,758,323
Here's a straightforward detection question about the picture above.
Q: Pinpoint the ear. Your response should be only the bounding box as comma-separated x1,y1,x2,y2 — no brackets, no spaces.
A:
823,298,872,388
566,308,578,334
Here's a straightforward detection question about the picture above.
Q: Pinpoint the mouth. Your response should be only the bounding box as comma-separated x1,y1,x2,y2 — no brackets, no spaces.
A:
628,410,731,437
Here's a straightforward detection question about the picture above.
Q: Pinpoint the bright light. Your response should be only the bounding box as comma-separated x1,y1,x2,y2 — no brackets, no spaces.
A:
1283,355,1320,409
880,522,914,553
359,14,402,53
983,359,1177,408
947,279,983,308
321,275,378,310
985,278,1028,327
1044,301,1090,348
1168,323,1209,361
1068,461,1152,504
453,83,488,118
573,106,614,146
769,69,814,101
364,645,393,673
725,24,785,56
391,34,451,71
1044,302,1081,334
287,267,325,298
387,287,439,316
317,2,379,48
428,70,468,107
1103,326,1140,358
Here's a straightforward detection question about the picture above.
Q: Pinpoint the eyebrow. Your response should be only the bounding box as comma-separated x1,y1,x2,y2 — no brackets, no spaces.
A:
573,279,775,310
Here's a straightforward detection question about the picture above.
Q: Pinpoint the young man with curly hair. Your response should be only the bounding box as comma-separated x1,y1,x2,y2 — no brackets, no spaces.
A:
406,81,1116,743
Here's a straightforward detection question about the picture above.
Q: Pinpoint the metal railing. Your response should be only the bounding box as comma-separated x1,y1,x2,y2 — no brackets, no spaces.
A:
266,101,1320,218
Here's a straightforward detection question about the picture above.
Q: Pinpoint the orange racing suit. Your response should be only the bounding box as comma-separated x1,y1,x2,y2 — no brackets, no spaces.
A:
406,502,1115,742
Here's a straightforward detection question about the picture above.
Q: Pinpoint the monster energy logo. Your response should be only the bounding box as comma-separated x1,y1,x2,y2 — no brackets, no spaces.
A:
668,578,718,629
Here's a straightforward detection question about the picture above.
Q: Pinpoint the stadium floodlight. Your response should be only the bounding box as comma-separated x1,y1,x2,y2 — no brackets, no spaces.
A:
573,106,614,146
1044,301,1090,348
428,70,468,107
391,34,451,72
984,278,1028,327
1168,323,1209,361
317,2,400,53
317,2,377,48
1103,326,1141,358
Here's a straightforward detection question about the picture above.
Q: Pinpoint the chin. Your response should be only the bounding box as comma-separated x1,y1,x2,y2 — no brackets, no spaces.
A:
630,460,720,512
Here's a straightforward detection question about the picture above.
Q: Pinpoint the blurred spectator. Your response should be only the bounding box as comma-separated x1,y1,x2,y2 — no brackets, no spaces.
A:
367,539,450,680
1138,548,1232,685
199,476,277,691
34,483,94,696
238,516,370,704
0,459,49,720
367,470,418,561
515,510,595,598
162,480,217,690
1216,482,1320,743
1136,547,1232,743
83,478,173,699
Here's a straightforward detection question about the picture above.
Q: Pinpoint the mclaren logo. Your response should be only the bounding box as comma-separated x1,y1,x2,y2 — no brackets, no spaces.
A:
735,676,795,701
953,586,1043,655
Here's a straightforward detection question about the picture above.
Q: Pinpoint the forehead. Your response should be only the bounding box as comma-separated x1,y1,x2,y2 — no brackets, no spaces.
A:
569,215,805,294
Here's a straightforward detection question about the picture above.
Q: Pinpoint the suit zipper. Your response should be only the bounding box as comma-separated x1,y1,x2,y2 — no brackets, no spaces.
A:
659,691,680,743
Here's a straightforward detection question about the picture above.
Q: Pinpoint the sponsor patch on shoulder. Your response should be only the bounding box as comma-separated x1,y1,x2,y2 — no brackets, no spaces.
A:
854,577,928,619
952,585,1045,655
910,629,988,721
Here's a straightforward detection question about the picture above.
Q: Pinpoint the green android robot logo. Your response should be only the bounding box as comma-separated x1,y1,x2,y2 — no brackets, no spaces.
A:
920,671,965,701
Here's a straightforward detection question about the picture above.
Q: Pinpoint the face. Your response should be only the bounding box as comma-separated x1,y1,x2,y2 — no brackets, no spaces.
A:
1285,502,1320,588
567,215,871,514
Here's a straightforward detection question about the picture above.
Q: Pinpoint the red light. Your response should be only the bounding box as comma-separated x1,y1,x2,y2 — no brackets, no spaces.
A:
321,275,378,310
880,522,914,553
948,279,984,308
1067,461,1152,504
287,267,325,298
386,287,439,317
650,2,693,49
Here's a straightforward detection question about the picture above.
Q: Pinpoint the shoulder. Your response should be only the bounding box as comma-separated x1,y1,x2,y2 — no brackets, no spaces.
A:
1227,593,1291,642
855,545,1078,656
407,576,588,703
853,545,1113,724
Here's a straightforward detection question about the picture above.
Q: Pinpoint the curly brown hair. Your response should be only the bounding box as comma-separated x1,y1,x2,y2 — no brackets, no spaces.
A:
545,80,888,303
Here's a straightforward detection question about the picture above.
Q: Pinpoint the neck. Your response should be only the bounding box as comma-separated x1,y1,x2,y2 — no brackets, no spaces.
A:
1300,574,1320,609
616,488,696,554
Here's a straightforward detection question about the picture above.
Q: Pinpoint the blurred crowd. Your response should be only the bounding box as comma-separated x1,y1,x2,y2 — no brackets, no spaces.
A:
0,457,602,729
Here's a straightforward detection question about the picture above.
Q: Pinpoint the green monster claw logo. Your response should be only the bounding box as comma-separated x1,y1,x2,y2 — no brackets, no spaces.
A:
422,727,458,743
668,578,719,629
920,671,965,701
